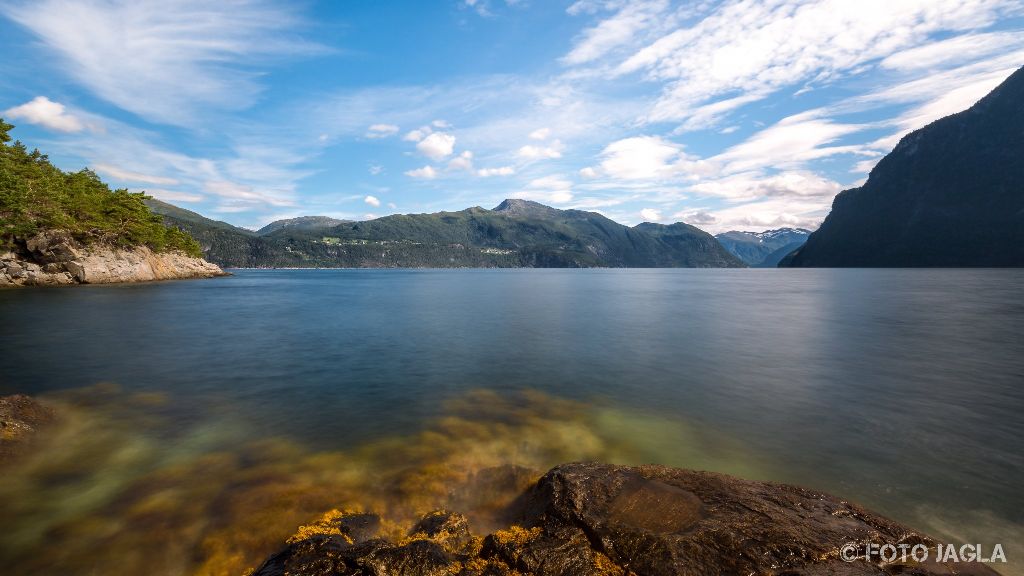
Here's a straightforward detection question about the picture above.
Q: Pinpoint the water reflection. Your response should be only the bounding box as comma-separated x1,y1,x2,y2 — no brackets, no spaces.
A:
2,269,1022,575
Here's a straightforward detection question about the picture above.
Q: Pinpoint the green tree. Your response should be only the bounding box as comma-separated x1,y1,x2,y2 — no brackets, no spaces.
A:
0,119,202,257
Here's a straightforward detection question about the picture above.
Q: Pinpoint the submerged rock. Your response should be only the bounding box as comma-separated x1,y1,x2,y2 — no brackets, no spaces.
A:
0,394,55,461
0,230,227,287
253,462,1002,576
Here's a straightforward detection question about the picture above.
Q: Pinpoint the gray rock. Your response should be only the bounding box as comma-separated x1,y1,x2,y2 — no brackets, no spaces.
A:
64,260,86,283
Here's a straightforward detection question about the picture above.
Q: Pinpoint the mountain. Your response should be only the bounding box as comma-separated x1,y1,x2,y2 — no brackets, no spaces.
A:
492,198,565,219
715,228,811,267
148,198,744,268
257,216,348,236
783,66,1024,267
144,198,283,268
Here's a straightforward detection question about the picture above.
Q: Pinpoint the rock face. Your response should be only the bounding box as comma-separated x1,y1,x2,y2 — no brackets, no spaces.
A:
0,230,226,287
783,66,1024,267
0,394,55,461
253,462,1000,576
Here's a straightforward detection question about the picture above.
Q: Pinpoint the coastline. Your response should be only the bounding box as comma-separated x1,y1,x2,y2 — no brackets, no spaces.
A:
0,231,227,288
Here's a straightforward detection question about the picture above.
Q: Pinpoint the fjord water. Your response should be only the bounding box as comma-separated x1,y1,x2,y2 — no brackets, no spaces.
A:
2,269,1023,574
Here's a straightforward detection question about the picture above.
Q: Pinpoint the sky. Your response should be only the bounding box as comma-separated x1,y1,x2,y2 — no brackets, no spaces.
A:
1,1,1022,233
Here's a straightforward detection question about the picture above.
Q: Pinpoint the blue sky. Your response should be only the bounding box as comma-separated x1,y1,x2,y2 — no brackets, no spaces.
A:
2,1,1022,232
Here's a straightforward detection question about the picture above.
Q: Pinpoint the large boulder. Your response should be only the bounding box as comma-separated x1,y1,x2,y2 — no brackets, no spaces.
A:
252,462,1002,576
25,230,81,263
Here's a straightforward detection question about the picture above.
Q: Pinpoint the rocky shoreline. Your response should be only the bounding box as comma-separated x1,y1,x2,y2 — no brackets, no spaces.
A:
0,395,1003,576
0,231,227,287
255,462,1001,576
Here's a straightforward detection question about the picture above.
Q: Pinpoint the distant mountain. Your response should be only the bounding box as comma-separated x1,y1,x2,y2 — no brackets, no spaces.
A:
257,216,348,236
144,198,279,268
147,198,744,268
783,66,1024,267
492,198,564,219
715,228,811,267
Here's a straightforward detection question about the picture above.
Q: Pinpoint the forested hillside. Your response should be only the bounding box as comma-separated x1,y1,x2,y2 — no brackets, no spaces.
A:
0,120,200,257
147,198,744,268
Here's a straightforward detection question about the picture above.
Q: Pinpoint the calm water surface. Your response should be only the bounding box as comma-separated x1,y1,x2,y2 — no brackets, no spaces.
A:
1,269,1022,574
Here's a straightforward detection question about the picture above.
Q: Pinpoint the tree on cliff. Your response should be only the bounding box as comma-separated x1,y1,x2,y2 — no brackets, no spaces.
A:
0,119,201,257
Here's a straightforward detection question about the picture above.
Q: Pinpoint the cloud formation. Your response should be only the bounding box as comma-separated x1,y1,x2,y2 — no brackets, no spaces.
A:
365,124,400,138
417,132,456,160
3,96,85,132
2,0,323,126
405,165,438,179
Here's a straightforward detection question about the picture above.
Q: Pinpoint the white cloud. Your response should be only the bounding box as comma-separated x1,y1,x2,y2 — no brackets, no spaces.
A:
364,195,381,207
680,196,833,234
510,190,574,204
405,165,438,179
93,163,179,185
598,135,683,180
879,32,1024,73
674,171,846,232
3,96,85,133
21,107,309,219
563,0,670,65
135,188,203,203
639,208,662,221
432,119,451,128
851,159,880,174
528,175,573,190
369,164,384,175
608,0,1021,129
365,124,399,138
709,111,868,175
477,166,515,177
416,132,456,160
2,0,323,126
853,60,1022,151
448,150,474,171
579,166,599,178
517,140,564,159
529,127,551,140
674,209,717,226
403,128,427,142
689,170,843,203
513,174,574,204
204,179,294,207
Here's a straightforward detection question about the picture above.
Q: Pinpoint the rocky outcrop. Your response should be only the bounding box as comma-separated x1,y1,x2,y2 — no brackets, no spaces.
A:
254,462,1001,576
0,394,55,461
0,230,226,287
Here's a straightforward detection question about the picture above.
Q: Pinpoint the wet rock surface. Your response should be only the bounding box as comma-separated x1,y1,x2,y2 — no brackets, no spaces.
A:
0,230,226,287
253,462,1002,576
0,394,55,461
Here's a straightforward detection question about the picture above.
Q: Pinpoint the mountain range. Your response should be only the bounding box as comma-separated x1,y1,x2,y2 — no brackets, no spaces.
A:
783,65,1024,267
146,198,744,268
149,65,1024,270
714,229,811,267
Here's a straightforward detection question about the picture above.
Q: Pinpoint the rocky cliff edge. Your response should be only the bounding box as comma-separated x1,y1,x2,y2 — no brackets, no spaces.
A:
0,231,227,287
